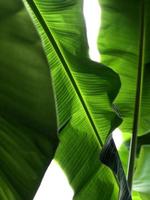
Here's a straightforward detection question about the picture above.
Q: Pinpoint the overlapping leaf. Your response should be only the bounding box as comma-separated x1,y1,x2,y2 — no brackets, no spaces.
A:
98,0,150,136
98,0,150,199
0,0,57,199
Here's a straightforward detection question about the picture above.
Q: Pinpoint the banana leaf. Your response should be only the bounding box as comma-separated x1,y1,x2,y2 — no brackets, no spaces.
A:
23,0,124,199
133,145,150,200
0,0,58,199
98,0,150,136
98,0,150,199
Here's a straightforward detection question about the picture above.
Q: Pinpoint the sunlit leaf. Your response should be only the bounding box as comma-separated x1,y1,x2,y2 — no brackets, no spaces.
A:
23,0,123,199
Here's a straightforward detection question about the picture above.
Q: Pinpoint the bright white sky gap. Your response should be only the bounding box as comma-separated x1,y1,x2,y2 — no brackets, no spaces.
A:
34,1,122,199
83,0,101,62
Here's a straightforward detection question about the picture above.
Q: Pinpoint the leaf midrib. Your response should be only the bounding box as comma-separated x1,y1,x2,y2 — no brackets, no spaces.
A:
25,0,103,147
127,0,145,191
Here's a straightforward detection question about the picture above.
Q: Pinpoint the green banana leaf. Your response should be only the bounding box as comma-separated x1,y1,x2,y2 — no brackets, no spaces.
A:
98,0,150,136
0,0,58,199
23,0,124,199
98,0,150,199
133,145,150,200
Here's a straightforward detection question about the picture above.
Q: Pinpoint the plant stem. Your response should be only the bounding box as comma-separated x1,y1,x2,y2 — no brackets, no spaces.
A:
127,0,145,191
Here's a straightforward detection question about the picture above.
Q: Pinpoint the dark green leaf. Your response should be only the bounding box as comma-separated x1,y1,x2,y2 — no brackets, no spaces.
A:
100,135,131,200
0,0,57,199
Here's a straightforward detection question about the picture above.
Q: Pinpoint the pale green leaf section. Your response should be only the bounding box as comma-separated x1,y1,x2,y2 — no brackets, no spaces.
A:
133,145,150,200
98,0,150,136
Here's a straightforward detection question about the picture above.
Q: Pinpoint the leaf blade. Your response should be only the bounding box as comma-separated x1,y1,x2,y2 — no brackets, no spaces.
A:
24,0,122,199
0,0,57,199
